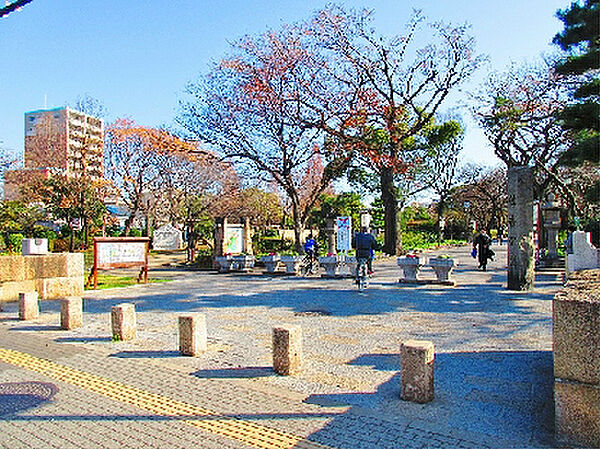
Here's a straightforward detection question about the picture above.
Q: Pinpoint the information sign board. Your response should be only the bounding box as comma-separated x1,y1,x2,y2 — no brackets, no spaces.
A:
336,216,352,251
90,237,150,289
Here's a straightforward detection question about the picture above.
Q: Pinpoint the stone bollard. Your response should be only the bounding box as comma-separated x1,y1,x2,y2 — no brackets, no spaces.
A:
272,325,302,375
111,303,136,341
19,292,39,320
401,340,434,403
61,297,83,330
179,314,207,356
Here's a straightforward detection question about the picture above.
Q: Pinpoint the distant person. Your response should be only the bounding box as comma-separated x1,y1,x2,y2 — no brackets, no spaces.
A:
304,234,317,260
473,230,493,271
352,226,379,274
564,225,576,255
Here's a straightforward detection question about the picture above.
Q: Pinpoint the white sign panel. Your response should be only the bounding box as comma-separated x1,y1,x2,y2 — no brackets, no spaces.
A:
336,216,352,251
224,225,244,254
98,242,146,267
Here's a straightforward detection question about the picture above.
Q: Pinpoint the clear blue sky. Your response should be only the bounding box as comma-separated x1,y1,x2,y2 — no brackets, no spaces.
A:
0,0,568,167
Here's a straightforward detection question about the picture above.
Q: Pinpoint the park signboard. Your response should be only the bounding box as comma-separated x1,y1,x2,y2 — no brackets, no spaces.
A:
90,237,150,289
336,216,352,251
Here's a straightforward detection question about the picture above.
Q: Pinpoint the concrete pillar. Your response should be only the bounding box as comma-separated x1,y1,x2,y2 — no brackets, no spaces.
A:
61,296,83,330
272,325,302,375
507,166,535,291
111,303,136,341
179,314,207,356
242,217,253,255
553,289,600,447
18,292,39,320
325,218,336,255
401,340,434,403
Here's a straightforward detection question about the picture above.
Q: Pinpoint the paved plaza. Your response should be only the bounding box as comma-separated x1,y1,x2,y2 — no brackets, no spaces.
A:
0,244,564,448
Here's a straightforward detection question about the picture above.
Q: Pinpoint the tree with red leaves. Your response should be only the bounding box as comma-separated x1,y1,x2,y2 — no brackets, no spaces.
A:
297,6,484,254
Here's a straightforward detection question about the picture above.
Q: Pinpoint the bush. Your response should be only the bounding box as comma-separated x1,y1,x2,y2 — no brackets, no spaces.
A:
7,233,24,254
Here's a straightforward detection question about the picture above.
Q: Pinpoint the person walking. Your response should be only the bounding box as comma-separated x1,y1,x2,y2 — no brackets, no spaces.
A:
473,230,493,271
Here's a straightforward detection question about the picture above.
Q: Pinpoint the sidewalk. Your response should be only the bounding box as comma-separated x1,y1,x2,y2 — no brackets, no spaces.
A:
0,244,563,448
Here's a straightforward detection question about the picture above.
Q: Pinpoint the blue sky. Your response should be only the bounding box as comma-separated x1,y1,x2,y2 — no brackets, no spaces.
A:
1,0,568,167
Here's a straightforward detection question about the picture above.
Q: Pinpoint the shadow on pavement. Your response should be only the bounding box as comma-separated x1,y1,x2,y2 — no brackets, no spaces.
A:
192,366,274,379
109,350,181,359
0,382,58,417
301,349,555,449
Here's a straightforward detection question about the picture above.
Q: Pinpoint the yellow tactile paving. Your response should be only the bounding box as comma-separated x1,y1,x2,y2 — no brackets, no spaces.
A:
0,348,333,449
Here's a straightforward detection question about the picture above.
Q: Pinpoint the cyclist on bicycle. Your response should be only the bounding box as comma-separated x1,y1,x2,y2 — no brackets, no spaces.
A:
352,227,379,274
304,234,317,259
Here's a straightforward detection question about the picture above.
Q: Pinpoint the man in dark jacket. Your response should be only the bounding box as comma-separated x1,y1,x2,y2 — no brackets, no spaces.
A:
352,227,379,274
473,230,493,271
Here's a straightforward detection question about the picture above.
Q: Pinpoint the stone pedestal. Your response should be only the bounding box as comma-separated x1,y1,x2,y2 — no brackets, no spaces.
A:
261,255,280,273
401,340,434,403
507,167,535,291
179,314,207,356
397,257,425,281
280,256,302,274
22,238,48,255
553,274,600,448
272,325,302,375
18,292,39,320
60,296,83,330
111,303,136,341
318,256,339,277
428,258,455,282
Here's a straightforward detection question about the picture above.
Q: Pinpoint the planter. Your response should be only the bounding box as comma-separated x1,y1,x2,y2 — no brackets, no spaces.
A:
344,255,358,276
280,255,302,274
428,257,456,282
260,255,280,273
319,256,340,277
397,256,426,281
232,255,255,271
215,255,234,272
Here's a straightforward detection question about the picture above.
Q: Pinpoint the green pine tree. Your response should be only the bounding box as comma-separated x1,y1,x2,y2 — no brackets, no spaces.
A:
553,0,600,165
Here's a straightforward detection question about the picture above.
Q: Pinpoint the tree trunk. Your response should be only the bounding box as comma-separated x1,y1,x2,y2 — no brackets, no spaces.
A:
381,167,400,255
291,202,305,254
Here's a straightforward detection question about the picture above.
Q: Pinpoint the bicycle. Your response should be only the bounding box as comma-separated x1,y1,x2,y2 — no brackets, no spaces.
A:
299,252,318,276
355,257,369,292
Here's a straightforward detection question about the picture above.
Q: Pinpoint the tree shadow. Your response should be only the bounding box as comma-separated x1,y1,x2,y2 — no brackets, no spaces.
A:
300,350,555,448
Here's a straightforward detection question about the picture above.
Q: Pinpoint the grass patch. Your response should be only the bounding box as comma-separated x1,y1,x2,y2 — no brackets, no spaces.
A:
86,274,170,290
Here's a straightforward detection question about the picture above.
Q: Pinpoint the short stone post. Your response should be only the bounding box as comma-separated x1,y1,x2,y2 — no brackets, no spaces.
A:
179,314,207,356
272,325,302,375
111,303,136,341
60,296,83,330
18,292,39,320
401,340,434,403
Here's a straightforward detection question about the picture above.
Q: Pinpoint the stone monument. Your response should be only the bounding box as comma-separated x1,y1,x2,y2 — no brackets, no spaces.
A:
152,224,183,251
507,167,535,291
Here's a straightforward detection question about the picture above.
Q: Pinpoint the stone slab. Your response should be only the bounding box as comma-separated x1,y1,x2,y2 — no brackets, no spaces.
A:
0,256,25,283
401,339,434,403
0,280,37,303
554,379,600,448
36,276,84,300
553,295,600,385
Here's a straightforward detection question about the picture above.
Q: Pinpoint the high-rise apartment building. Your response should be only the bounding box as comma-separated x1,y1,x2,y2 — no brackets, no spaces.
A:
4,107,104,200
